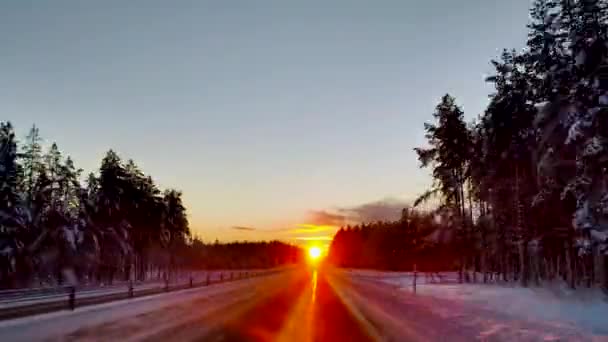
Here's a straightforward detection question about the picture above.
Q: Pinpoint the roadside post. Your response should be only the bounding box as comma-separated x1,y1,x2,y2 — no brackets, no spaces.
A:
68,286,76,310
413,264,417,294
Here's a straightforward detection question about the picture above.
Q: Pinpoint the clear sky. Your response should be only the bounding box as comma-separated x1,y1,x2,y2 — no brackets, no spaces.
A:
1,0,531,247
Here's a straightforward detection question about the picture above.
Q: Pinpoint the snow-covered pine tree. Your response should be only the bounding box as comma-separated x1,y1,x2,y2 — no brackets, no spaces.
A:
0,123,20,216
526,0,562,100
533,0,608,288
0,122,24,286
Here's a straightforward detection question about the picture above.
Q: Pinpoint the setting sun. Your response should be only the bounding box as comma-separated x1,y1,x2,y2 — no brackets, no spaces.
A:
308,246,322,260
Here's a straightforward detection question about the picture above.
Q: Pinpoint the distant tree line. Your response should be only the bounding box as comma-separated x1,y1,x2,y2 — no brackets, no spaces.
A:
185,240,303,270
0,123,300,289
329,208,457,272
332,0,608,291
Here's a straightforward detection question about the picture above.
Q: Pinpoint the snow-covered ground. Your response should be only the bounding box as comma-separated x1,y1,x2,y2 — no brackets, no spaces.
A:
347,269,608,338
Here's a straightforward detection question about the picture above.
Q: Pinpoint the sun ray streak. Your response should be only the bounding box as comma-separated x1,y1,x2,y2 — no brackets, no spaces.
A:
326,273,384,341
275,274,316,342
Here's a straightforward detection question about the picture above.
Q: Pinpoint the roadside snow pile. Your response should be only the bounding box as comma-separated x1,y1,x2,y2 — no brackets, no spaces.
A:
349,270,608,335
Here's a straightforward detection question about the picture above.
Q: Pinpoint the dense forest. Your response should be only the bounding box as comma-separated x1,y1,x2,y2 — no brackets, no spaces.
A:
330,0,608,291
328,208,457,272
0,124,301,288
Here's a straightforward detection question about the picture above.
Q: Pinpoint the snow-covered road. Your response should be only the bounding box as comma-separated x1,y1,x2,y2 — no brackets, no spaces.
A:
0,267,605,341
0,271,290,342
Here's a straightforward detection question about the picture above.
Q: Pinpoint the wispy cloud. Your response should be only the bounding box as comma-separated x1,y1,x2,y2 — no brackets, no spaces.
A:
304,198,409,228
338,198,408,223
226,198,408,246
231,226,257,231
307,210,346,226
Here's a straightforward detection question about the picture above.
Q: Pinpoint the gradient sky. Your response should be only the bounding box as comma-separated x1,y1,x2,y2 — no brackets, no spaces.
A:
1,0,530,247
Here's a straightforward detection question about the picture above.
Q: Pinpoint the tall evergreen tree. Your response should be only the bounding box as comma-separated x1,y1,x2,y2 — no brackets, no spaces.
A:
0,122,21,225
20,125,43,202
414,94,472,280
97,150,128,226
0,122,24,286
44,142,63,209
162,189,189,242
58,156,82,219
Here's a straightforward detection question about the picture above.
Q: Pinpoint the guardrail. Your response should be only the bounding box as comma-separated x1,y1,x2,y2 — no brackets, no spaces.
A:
344,268,461,294
0,269,282,321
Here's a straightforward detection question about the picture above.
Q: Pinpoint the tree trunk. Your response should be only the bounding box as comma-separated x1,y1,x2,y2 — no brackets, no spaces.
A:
502,253,508,282
515,165,529,287
566,240,575,289
520,241,529,287
533,253,541,286
602,254,608,294
458,263,463,284
481,252,487,283
557,254,561,282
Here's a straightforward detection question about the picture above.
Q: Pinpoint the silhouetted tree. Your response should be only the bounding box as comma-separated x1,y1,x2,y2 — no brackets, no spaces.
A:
0,124,301,288
414,94,472,280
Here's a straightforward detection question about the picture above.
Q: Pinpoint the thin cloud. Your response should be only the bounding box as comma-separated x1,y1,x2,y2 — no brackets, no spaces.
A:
307,210,346,226
231,226,257,231
306,198,408,228
338,198,408,223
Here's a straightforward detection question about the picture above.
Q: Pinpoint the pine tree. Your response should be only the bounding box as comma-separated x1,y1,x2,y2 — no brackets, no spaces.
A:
44,142,63,209
525,0,562,100
529,0,608,288
20,125,43,202
122,159,163,280
414,95,471,211
0,122,25,286
97,150,127,226
162,189,190,278
0,122,21,227
162,189,189,241
59,156,83,219
414,94,472,280
0,123,206,287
